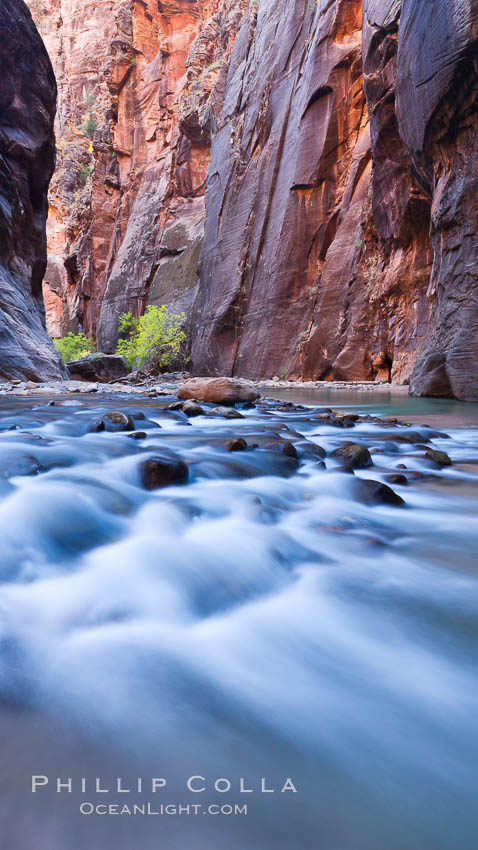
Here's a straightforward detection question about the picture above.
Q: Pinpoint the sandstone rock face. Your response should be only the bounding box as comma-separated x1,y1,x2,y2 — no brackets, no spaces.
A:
190,0,478,399
193,0,367,379
0,0,66,381
396,0,478,401
178,376,259,404
30,0,478,399
28,0,246,352
191,0,432,386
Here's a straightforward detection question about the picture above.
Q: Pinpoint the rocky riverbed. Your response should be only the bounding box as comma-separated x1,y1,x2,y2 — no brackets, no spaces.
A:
0,374,403,398
0,382,477,850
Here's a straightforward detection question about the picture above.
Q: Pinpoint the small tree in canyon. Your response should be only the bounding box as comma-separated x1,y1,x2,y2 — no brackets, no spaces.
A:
116,305,186,372
53,332,96,363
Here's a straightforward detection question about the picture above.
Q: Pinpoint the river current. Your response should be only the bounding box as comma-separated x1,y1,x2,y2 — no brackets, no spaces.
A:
0,388,477,850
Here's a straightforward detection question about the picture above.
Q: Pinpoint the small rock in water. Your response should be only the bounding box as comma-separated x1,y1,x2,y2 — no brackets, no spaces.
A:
127,431,147,439
262,440,298,459
293,440,326,459
206,406,244,419
140,455,189,489
182,400,204,417
355,479,404,506
315,411,357,428
226,438,248,452
334,443,373,470
425,448,452,466
90,420,105,433
386,473,408,485
102,411,135,432
0,455,44,478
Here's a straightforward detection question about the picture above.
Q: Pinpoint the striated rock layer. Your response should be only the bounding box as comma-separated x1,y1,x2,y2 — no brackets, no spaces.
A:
28,0,246,350
31,0,478,399
397,0,478,400
192,0,478,399
192,1,422,386
0,0,65,380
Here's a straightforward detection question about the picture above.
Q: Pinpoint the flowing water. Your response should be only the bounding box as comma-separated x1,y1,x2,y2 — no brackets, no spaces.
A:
0,389,477,849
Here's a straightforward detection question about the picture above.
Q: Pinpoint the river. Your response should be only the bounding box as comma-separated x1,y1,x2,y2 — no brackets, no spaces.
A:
0,388,476,850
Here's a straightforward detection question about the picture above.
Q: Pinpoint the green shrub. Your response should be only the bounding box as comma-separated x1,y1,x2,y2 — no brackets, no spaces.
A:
79,164,92,185
115,305,186,371
83,114,98,139
54,332,96,363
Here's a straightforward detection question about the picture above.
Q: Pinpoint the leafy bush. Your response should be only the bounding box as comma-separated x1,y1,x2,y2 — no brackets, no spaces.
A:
54,332,96,363
83,114,98,139
116,305,186,371
79,164,92,185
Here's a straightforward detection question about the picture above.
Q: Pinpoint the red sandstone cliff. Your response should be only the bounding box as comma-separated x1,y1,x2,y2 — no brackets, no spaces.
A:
28,0,478,399
192,0,433,386
28,0,245,349
192,0,478,400
0,0,65,380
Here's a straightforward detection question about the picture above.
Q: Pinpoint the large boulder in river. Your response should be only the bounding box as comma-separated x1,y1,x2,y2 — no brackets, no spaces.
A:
68,354,128,383
178,377,260,405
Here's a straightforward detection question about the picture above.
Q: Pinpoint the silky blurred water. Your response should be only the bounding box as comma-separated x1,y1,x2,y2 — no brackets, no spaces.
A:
0,390,477,850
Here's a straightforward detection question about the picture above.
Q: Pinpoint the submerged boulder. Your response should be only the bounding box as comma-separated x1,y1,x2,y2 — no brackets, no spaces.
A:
178,377,260,404
205,406,245,419
226,438,248,452
262,440,298,459
386,473,408,485
140,455,189,489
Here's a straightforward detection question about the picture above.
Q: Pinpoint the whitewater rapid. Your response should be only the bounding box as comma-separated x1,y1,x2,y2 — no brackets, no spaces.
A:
0,391,476,850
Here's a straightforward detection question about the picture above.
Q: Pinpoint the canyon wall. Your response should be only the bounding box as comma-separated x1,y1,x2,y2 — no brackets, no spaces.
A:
30,0,478,399
0,0,65,380
191,0,434,386
397,0,478,400
29,0,246,349
192,0,478,399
